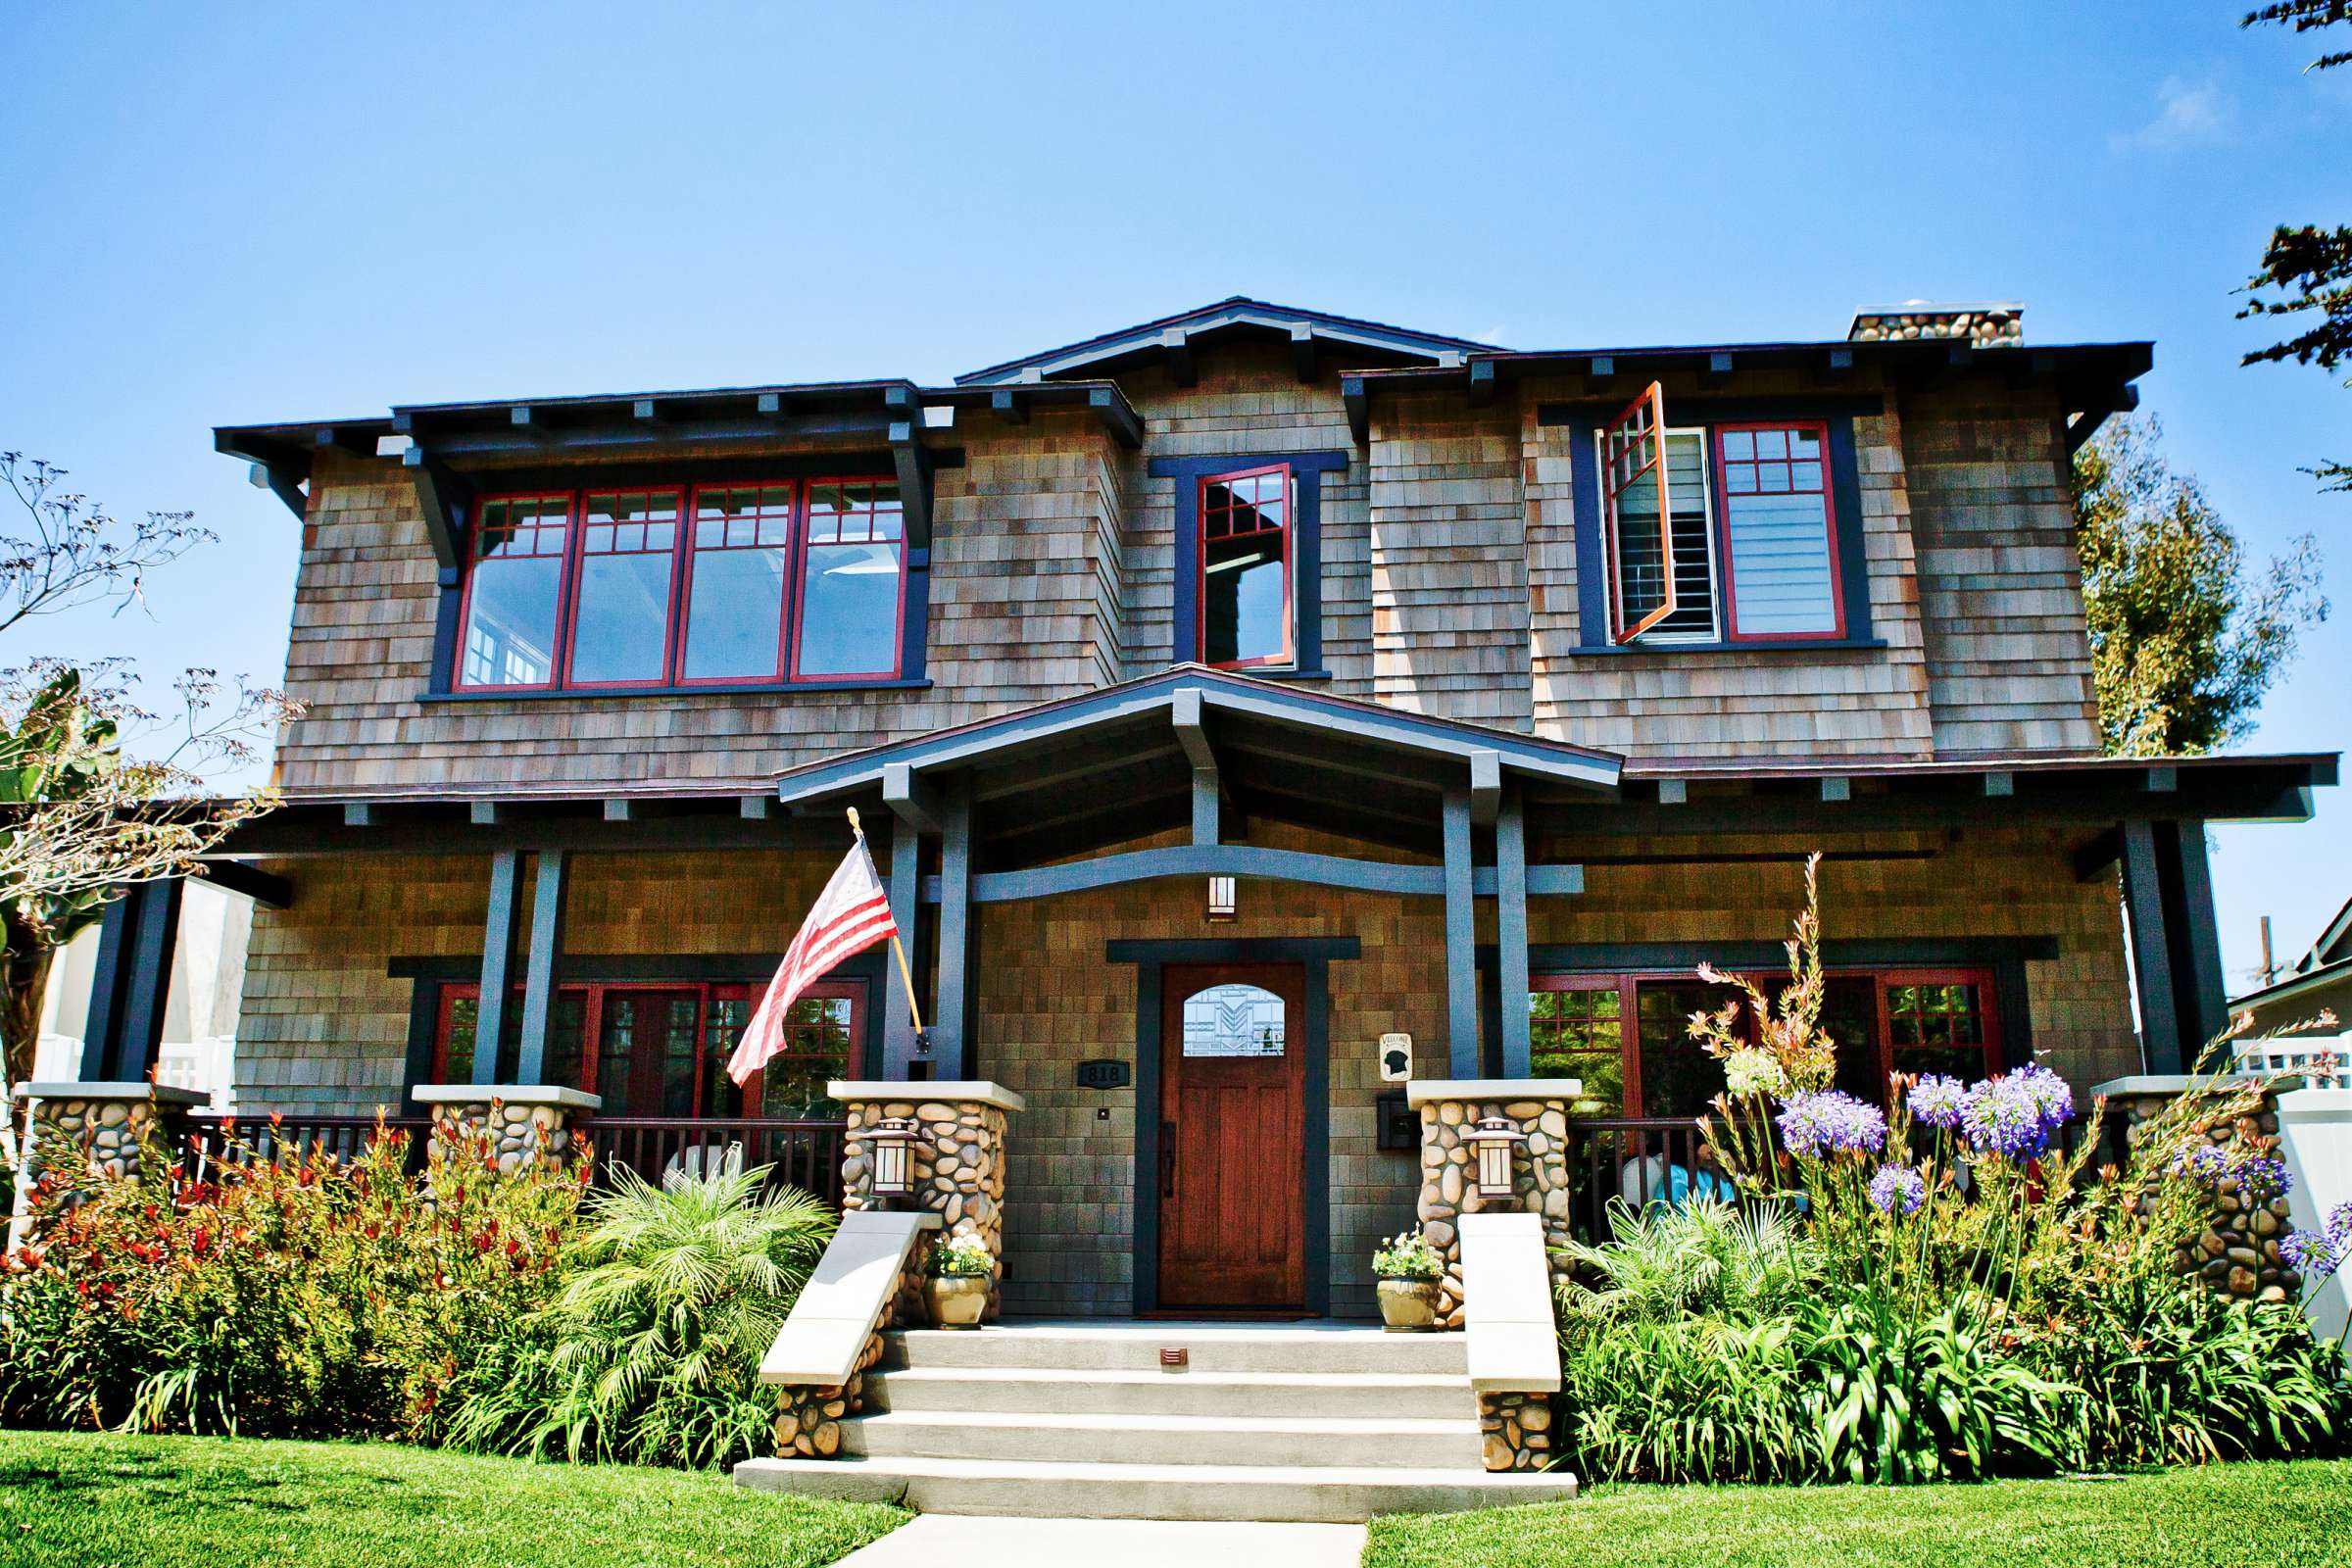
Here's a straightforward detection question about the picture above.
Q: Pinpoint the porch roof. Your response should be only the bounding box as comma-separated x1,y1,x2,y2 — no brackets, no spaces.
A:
772,666,1624,863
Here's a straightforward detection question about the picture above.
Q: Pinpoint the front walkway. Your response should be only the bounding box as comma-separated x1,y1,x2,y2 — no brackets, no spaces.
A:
836,1515,1366,1568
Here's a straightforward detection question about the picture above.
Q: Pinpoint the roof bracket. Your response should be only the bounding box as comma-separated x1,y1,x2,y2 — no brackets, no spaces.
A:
1466,359,1496,409
247,461,308,522
1087,387,1144,449
1291,324,1317,384
886,387,938,552
402,445,473,569
1342,375,1371,446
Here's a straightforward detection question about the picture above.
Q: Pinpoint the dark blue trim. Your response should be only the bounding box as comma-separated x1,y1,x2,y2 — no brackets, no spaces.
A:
899,548,931,684
77,894,137,1081
1442,789,1478,1075
427,567,464,697
1562,410,1874,650
514,851,568,1085
473,852,523,1086
1152,451,1348,672
79,882,183,1082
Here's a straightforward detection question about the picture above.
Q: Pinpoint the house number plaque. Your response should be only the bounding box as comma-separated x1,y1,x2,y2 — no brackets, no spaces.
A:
1075,1058,1131,1090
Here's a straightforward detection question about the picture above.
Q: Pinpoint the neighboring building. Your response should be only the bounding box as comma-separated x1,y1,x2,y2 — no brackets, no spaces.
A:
2232,895,2352,1070
36,877,251,1108
62,295,2329,1320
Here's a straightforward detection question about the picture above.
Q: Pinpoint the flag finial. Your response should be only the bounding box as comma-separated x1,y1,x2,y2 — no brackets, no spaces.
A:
847,806,863,838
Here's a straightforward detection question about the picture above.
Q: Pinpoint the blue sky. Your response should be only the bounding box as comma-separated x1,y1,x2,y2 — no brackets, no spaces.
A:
3,2,2347,985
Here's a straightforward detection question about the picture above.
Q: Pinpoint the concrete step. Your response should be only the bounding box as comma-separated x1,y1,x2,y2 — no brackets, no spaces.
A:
889,1322,1467,1376
842,1408,1484,1469
865,1365,1469,1421
733,1453,1578,1523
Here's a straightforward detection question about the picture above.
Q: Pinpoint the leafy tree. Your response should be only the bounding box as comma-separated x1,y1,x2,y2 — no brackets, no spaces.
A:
2074,416,2327,755
2239,4,2352,489
0,453,296,1097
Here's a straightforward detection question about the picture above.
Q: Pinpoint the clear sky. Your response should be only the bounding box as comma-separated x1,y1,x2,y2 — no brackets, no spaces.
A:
3,2,2346,987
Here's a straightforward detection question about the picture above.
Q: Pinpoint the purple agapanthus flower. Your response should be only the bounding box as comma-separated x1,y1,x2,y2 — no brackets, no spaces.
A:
1907,1074,1968,1130
2010,1062,2076,1128
1960,1076,2050,1159
2233,1156,2292,1206
2281,1227,2343,1281
1869,1163,1928,1216
2331,1200,2352,1250
2175,1144,2230,1185
1776,1090,1887,1158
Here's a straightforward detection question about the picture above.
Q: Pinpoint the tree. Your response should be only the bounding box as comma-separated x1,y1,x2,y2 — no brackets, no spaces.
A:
2239,4,2352,490
0,453,296,1096
2074,416,2328,755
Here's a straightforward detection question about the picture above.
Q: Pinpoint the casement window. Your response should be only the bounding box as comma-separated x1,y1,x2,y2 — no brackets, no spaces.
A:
431,978,860,1119
1594,385,1844,645
452,478,905,692
1530,967,2001,1119
1199,463,1295,668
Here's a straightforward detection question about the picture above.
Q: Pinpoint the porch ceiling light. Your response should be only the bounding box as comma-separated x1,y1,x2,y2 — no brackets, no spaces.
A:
1467,1116,1525,1203
869,1117,920,1200
1206,874,1237,922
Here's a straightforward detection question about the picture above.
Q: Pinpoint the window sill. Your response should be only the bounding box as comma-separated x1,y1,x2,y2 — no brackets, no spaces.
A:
419,678,936,704
1565,638,1886,658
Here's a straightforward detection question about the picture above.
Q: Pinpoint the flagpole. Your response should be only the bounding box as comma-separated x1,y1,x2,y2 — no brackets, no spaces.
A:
849,807,925,1037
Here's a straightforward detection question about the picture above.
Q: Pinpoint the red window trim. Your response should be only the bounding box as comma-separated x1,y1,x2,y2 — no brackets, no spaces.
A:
1529,965,2002,1117
1710,420,1846,643
788,477,908,684
1197,461,1296,671
430,977,866,1116
558,487,687,693
454,491,574,694
677,481,798,687
452,474,903,693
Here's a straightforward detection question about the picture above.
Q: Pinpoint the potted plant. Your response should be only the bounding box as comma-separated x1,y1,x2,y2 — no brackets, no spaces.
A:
924,1233,992,1329
1372,1230,1445,1331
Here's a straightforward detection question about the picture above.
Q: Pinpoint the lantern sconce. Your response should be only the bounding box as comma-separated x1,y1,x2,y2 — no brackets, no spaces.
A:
1205,875,1237,922
868,1117,920,1202
1466,1116,1526,1204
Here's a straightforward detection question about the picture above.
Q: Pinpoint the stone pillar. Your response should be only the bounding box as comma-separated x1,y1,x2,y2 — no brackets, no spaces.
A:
13,1082,207,1190
1478,1390,1554,1472
2091,1075,2299,1303
412,1084,599,1173
832,1080,1023,1323
1408,1078,1583,1329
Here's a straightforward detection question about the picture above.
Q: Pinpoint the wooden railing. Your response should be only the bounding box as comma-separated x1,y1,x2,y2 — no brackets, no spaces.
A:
179,1112,432,1178
1560,1117,1719,1241
578,1117,846,1205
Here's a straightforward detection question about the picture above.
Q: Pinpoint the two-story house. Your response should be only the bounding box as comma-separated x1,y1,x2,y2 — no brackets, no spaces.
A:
74,296,2329,1322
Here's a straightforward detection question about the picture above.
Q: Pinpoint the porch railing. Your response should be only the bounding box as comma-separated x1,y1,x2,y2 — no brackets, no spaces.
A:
178,1112,433,1179
578,1116,846,1205
1560,1117,1716,1242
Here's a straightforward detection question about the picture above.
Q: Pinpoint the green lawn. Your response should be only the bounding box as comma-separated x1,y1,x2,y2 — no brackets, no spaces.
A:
0,1431,906,1568
1365,1461,2352,1568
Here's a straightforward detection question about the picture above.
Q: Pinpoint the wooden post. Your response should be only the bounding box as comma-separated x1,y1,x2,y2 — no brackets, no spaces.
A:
472,850,524,1085
1495,785,1532,1079
1443,787,1479,1076
514,851,569,1085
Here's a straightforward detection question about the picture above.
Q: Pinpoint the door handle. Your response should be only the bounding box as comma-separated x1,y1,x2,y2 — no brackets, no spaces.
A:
1160,1121,1177,1198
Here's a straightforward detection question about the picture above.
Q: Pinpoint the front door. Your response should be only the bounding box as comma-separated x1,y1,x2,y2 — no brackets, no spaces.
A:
1156,963,1306,1312
594,988,701,1118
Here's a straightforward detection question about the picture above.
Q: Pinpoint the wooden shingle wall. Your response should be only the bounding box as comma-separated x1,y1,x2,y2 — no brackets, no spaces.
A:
1366,391,1535,728
1901,382,2102,757
1516,369,1937,760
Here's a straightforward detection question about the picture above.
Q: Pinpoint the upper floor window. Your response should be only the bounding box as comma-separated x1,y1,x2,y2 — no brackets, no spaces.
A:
455,477,904,692
1200,463,1294,668
1596,387,1844,646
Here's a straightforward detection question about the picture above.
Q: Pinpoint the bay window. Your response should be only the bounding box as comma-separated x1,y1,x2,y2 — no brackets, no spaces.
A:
1594,385,1846,646
1530,967,2001,1119
451,477,905,692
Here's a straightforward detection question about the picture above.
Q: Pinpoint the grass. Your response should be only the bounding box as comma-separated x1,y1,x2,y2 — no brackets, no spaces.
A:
1364,1461,2352,1568
0,1430,907,1568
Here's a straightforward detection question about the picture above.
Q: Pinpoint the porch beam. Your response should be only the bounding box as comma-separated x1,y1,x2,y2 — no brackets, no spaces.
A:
1468,750,1502,828
1495,786,1532,1078
932,780,973,1079
882,823,925,1076
514,850,569,1085
920,853,1583,904
472,851,524,1085
1173,687,1218,846
197,858,292,908
883,762,943,836
1443,787,1478,1075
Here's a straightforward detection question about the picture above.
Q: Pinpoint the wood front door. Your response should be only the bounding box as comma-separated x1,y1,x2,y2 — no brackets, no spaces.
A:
1156,963,1307,1312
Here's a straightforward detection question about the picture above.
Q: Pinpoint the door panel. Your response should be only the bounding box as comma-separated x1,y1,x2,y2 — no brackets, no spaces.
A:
595,989,701,1117
1157,963,1306,1311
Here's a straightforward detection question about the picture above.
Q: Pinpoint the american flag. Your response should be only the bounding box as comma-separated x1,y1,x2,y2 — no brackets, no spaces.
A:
728,834,898,1085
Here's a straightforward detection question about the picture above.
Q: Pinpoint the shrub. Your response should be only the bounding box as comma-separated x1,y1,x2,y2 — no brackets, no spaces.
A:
442,1164,833,1470
0,1115,582,1440
1555,1197,1816,1328
1560,1313,1810,1483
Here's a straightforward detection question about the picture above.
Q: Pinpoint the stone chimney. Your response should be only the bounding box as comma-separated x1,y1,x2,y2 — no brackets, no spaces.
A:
1848,302,2023,346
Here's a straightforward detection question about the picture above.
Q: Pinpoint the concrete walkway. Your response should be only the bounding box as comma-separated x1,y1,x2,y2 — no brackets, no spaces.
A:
835,1514,1367,1568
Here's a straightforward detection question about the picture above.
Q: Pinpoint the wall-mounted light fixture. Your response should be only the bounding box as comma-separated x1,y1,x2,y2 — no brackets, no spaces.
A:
1206,875,1237,922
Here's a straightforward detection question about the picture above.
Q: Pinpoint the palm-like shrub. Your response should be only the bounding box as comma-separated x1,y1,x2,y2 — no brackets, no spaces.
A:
1556,1197,1817,1328
446,1164,834,1470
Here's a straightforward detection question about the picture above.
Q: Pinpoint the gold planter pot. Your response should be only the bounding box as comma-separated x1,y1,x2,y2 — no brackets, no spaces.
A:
925,1272,989,1329
1376,1275,1444,1332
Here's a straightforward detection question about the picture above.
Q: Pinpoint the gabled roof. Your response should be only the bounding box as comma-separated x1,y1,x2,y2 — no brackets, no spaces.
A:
2295,893,2352,974
955,297,1505,386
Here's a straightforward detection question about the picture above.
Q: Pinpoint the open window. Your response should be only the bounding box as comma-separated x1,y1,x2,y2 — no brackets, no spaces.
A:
1199,463,1294,668
1599,384,1678,642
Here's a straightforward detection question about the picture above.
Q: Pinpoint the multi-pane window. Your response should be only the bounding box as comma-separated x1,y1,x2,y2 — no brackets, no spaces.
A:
1594,389,1844,645
454,478,904,691
1200,464,1293,668
431,979,862,1119
795,482,906,679
1527,968,2000,1118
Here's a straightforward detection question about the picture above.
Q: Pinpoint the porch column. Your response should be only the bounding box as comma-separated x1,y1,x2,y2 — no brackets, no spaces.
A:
931,781,973,1080
472,850,524,1084
881,763,937,1079
2121,818,2228,1074
1442,787,1479,1076
1495,785,1532,1078
77,879,183,1083
514,849,569,1085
